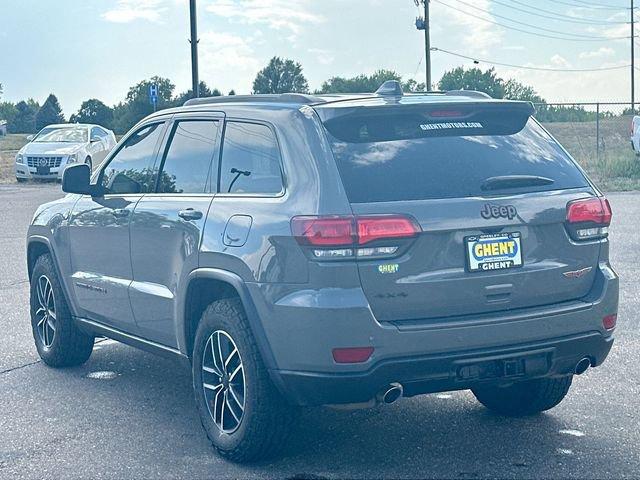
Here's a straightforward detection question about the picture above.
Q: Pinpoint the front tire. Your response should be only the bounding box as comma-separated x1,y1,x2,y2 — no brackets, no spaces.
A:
192,298,295,462
29,254,94,367
16,177,27,183
472,376,573,416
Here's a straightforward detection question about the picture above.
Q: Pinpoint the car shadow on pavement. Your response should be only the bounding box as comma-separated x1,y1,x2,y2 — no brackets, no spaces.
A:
5,340,630,479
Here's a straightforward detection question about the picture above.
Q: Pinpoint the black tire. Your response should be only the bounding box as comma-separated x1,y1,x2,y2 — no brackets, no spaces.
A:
192,298,296,463
16,177,27,183
30,254,94,367
472,376,573,416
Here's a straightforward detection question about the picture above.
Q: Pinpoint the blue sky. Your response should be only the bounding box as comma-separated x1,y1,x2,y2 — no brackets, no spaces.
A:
0,0,636,116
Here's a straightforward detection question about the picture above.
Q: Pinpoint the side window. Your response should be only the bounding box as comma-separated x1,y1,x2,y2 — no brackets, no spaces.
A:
219,122,284,194
157,120,219,194
100,123,164,195
90,127,101,140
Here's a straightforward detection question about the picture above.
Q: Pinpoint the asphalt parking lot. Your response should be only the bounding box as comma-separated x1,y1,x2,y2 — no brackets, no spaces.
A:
1,183,639,479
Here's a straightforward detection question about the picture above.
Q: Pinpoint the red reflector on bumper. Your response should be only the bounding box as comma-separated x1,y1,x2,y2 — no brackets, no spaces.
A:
332,347,374,364
603,314,617,330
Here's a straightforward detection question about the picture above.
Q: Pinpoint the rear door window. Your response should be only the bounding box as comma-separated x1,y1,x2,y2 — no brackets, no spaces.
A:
219,121,284,195
157,120,219,193
323,109,588,203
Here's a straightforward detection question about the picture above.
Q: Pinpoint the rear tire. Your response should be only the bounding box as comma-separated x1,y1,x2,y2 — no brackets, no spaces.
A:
472,376,573,416
29,254,94,367
192,298,296,463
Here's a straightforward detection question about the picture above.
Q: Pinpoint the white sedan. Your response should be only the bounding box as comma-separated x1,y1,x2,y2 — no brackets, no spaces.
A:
15,124,117,182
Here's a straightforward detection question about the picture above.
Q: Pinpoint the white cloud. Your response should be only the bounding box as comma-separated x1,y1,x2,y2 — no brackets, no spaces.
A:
550,54,571,67
198,32,261,93
204,0,323,35
308,48,335,66
430,0,503,55
579,47,616,59
102,0,167,23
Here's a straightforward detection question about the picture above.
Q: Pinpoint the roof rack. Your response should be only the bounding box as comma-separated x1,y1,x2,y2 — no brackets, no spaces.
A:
183,93,324,107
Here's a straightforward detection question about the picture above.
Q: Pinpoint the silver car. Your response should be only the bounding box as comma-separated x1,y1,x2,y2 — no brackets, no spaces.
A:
15,123,116,181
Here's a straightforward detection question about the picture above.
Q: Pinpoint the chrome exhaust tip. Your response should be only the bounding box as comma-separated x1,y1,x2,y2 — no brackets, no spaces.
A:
377,383,404,405
575,357,591,375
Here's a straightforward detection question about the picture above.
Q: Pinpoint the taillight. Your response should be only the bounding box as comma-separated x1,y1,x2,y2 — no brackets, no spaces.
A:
291,217,355,246
566,197,612,240
291,215,420,260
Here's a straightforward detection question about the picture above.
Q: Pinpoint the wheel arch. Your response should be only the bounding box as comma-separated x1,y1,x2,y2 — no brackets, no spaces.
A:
179,268,278,373
27,238,52,281
27,236,78,317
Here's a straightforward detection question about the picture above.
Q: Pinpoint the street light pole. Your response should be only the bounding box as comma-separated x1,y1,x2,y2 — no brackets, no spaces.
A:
632,0,635,111
415,0,432,91
424,0,431,91
189,0,200,99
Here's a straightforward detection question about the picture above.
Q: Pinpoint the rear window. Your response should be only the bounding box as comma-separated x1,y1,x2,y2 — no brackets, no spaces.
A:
324,109,588,203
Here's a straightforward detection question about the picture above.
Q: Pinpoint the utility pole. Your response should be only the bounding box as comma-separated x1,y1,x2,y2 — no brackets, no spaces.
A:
632,0,635,111
189,0,200,99
415,0,432,91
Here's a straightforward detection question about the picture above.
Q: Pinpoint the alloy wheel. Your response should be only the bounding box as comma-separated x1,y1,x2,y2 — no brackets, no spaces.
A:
202,330,246,434
35,275,56,348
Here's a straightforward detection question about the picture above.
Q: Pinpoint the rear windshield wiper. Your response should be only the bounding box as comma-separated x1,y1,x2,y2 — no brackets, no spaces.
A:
481,175,555,191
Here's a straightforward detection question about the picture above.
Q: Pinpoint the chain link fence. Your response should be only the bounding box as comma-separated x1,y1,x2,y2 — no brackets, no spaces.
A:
534,102,640,190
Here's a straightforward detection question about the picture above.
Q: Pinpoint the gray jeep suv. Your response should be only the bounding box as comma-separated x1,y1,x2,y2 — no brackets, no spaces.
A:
26,82,618,462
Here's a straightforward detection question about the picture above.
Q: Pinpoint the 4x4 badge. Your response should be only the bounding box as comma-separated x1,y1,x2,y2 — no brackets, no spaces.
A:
481,204,518,220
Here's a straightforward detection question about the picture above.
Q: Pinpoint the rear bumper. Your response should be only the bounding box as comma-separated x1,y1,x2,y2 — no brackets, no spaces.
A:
273,332,613,406
247,262,618,406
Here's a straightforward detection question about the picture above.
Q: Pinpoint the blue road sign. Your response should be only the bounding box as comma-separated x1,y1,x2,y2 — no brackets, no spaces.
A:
149,84,158,104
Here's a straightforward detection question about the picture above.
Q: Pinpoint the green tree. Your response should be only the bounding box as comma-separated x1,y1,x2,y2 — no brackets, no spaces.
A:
253,57,309,94
228,90,236,96
0,101,17,124
35,94,65,130
70,99,114,128
318,70,425,94
503,79,545,103
173,81,221,105
11,99,39,133
319,70,401,93
438,67,505,99
0,83,3,98
112,76,175,134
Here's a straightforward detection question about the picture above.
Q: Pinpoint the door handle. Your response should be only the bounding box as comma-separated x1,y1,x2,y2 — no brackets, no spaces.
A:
178,209,203,221
112,208,129,218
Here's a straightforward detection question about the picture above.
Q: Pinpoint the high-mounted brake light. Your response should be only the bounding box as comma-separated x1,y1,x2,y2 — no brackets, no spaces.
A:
428,110,466,118
566,197,612,240
291,215,420,260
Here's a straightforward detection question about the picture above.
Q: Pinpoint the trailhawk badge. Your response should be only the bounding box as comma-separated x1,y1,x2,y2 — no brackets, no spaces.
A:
563,267,593,279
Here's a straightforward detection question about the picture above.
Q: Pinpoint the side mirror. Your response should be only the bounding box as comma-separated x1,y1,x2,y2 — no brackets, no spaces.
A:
26,134,35,141
90,136,101,143
62,164,98,196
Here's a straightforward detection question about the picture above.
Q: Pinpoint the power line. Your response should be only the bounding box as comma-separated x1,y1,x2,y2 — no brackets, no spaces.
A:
443,0,631,40
554,0,635,10
432,46,631,71
432,0,631,42
494,0,628,25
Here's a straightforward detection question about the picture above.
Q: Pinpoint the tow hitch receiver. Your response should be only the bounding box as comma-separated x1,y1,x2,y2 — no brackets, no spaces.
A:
455,354,549,381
